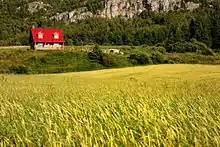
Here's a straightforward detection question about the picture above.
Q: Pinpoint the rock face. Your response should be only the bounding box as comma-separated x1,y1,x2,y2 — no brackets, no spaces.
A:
51,0,200,22
148,0,181,12
101,0,145,18
17,1,52,14
53,0,145,22
185,2,200,11
148,0,200,12
52,7,94,23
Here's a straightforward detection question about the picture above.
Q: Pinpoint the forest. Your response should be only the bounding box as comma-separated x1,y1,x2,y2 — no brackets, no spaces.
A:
1,0,220,53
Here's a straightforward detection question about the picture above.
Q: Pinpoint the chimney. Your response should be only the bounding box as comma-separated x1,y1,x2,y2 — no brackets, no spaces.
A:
32,25,35,29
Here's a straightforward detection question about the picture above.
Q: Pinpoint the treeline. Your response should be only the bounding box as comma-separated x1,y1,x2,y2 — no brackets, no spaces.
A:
64,4,220,51
1,0,220,52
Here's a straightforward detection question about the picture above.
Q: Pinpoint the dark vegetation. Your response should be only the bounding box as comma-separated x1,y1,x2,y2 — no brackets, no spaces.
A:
1,0,220,74
1,44,220,74
1,0,220,51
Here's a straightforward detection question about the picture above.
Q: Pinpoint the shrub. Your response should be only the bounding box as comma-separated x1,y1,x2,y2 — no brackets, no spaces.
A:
9,65,30,74
200,48,215,56
88,45,104,64
128,53,152,65
165,42,186,53
151,52,166,64
185,42,199,52
73,39,78,46
103,54,130,68
66,39,73,46
168,60,175,64
164,39,215,55
156,46,166,54
28,56,47,64
150,46,166,54
189,59,200,64
193,40,215,56
102,54,119,67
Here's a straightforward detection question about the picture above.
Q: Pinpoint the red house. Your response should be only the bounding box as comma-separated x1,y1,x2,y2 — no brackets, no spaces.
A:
30,26,65,50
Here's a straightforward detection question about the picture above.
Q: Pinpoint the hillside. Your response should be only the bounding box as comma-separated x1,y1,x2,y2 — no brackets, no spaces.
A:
1,64,220,146
1,0,220,52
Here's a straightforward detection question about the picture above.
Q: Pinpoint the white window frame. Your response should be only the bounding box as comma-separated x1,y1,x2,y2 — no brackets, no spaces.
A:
38,32,43,39
54,32,59,39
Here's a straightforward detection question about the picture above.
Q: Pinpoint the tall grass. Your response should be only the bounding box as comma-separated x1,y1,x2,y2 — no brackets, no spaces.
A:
1,64,220,146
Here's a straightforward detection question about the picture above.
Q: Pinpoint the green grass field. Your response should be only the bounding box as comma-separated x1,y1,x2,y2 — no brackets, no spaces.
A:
1,64,220,146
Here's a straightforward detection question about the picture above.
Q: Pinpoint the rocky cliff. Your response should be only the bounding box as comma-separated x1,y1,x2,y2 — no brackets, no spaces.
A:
29,0,200,22
17,1,52,14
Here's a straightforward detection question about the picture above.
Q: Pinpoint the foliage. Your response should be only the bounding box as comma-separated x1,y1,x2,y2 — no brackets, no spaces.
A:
9,65,30,74
154,46,166,54
128,53,152,65
88,45,104,64
162,39,215,55
102,54,131,68
1,0,220,52
1,46,220,74
151,52,166,64
66,39,73,46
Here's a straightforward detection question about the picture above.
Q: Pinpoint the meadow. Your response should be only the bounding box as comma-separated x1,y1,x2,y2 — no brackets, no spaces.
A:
1,64,220,146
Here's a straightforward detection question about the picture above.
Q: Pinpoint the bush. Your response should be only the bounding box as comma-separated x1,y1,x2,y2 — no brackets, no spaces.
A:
185,42,199,52
88,45,104,64
66,39,73,46
189,59,199,64
128,53,152,65
164,39,215,55
200,48,215,56
102,54,119,67
192,40,215,56
28,56,47,64
151,52,166,64
103,54,130,68
9,65,30,74
150,46,166,54
156,46,166,54
168,60,175,64
164,42,185,53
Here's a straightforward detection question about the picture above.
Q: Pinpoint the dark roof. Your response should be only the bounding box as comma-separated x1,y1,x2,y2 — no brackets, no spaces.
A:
31,28,65,43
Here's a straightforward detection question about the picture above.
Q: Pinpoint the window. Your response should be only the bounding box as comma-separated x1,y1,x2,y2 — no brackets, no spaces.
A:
38,32,43,39
54,32,59,39
38,43,44,47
